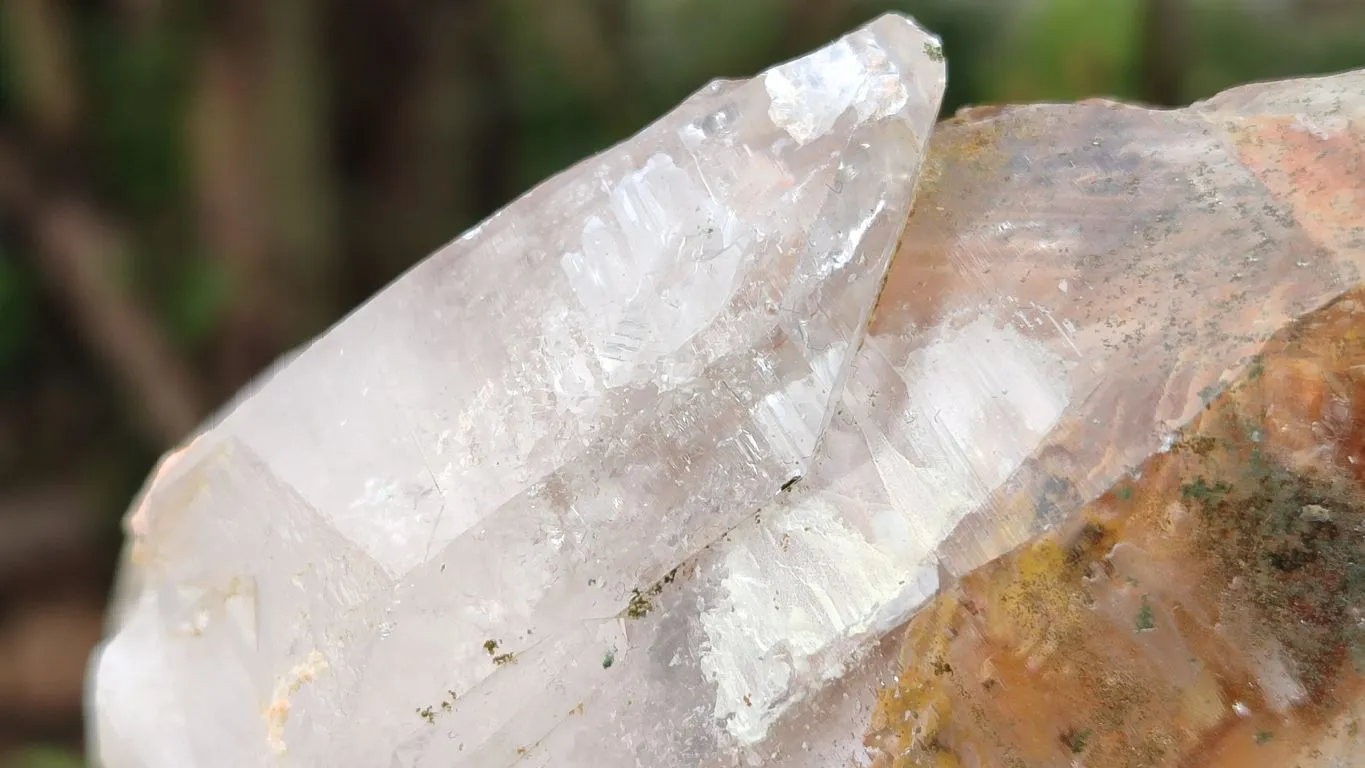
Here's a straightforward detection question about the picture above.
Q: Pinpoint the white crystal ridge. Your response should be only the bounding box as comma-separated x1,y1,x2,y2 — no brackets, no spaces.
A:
88,13,945,768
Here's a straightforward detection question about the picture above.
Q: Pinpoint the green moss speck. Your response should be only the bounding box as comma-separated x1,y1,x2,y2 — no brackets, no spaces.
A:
1065,727,1092,754
1181,477,1231,502
1135,596,1156,632
626,589,653,618
624,567,680,619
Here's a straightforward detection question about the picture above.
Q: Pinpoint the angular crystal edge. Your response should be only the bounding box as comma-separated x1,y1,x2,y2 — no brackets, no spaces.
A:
87,13,946,767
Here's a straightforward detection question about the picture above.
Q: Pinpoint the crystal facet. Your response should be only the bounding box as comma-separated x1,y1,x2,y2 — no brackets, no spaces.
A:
87,12,1365,768
89,14,945,767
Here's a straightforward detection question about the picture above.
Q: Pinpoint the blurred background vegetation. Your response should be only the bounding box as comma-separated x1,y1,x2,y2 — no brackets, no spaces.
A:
0,0,1361,764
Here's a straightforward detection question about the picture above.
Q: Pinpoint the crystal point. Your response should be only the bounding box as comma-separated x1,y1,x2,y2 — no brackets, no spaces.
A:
89,13,1365,767
89,14,946,767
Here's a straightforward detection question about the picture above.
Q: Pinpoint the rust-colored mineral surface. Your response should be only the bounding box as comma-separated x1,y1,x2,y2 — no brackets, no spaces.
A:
866,292,1365,767
854,65,1365,768
87,9,1365,763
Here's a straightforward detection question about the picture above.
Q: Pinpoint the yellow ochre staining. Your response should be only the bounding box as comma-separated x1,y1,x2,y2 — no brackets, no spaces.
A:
264,650,329,755
864,290,1365,767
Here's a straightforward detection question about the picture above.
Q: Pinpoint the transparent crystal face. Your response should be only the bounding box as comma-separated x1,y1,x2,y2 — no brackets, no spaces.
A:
89,14,946,767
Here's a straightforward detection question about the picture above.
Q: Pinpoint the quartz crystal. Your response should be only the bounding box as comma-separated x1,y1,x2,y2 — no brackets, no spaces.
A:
88,13,945,768
851,70,1365,766
87,11,1365,768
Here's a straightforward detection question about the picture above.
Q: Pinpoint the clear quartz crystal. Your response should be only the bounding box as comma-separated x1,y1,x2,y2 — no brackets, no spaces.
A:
88,14,946,767
92,8,1365,765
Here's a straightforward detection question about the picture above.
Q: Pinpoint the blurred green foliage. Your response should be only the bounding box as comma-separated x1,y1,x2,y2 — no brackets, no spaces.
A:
0,246,36,377
4,745,84,768
82,13,194,212
993,0,1146,102
159,254,231,350
1184,2,1365,101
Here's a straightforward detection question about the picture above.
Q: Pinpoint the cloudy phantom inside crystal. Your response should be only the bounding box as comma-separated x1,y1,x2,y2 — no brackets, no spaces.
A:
88,14,946,767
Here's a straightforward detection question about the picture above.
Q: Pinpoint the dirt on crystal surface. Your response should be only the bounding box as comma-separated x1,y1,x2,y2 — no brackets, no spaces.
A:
854,70,1365,768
